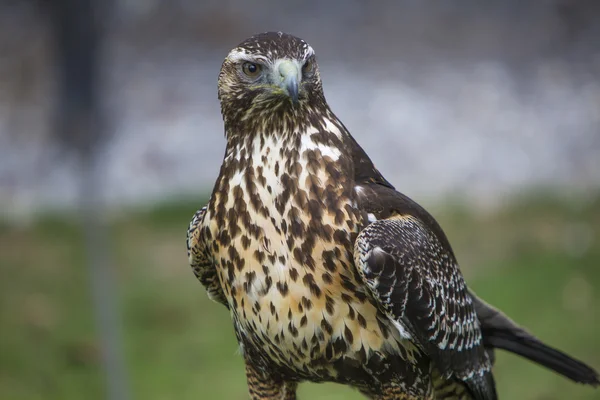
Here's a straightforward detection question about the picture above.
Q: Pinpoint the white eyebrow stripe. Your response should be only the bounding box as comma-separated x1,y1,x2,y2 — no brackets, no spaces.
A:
228,49,269,64
304,45,315,58
228,44,315,65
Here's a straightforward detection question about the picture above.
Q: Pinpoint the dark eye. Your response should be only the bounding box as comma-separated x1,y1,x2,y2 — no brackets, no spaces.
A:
242,62,262,78
302,58,315,76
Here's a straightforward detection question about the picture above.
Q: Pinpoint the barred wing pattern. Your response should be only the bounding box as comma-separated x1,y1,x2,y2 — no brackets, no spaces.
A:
354,214,496,400
187,206,228,308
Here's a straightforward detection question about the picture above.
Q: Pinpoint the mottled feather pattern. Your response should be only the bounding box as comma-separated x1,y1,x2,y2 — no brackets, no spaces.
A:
354,215,497,399
187,31,598,400
354,216,491,377
187,206,228,308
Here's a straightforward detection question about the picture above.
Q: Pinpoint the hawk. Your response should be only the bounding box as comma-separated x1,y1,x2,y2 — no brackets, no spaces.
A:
186,32,599,399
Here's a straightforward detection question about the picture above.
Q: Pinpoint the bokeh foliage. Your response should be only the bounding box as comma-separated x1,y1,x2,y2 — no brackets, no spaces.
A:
1,194,599,399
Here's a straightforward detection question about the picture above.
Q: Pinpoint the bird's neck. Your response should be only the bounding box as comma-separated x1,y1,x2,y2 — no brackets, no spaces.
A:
219,112,355,202
223,103,346,161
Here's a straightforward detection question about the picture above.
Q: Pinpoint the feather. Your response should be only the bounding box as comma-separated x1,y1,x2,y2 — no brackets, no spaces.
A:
472,294,599,386
354,214,497,400
187,206,229,308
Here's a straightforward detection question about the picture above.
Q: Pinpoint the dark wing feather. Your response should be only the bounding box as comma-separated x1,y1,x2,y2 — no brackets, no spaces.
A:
472,292,599,385
354,213,496,400
187,207,228,308
347,132,395,189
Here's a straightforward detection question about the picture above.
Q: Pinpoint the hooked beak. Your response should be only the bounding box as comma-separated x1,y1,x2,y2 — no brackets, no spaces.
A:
278,60,300,104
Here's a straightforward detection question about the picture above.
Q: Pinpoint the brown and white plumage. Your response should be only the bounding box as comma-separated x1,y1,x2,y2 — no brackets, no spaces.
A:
354,213,494,399
187,206,229,308
186,32,599,399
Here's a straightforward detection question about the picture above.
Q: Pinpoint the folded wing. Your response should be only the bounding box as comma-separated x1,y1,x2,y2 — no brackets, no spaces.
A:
354,214,496,400
187,207,228,308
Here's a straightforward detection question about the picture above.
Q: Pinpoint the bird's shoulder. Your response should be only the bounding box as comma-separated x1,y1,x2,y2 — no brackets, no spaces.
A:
348,133,395,190
347,134,451,249
353,180,453,256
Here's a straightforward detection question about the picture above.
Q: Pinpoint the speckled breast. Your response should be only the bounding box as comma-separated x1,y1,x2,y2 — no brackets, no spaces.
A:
206,132,407,380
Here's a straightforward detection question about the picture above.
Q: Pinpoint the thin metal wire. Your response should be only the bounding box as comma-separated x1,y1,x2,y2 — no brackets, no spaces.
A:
81,152,130,400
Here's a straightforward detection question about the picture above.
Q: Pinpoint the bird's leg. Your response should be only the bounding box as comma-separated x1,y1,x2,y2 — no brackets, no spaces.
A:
369,382,432,400
245,361,297,400
370,392,424,400
281,382,298,400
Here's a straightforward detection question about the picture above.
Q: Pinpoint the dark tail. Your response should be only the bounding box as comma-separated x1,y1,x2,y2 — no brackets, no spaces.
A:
470,292,599,386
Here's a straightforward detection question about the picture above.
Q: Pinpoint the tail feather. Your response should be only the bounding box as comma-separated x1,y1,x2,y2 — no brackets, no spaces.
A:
484,330,599,385
470,292,599,386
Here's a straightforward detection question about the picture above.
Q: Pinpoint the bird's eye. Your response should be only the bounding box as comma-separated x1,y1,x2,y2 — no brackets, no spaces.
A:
242,62,262,78
302,59,315,76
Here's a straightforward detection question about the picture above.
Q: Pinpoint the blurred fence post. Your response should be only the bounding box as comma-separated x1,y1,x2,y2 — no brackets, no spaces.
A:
50,0,130,399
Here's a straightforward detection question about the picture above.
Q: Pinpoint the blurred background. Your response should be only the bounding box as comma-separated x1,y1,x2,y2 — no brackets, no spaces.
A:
1,1,599,399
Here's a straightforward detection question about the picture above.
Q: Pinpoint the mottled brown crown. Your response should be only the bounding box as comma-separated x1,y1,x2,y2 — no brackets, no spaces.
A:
236,32,313,62
217,32,327,135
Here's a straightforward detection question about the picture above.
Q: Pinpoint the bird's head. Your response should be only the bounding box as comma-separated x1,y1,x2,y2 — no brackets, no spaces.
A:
217,32,326,133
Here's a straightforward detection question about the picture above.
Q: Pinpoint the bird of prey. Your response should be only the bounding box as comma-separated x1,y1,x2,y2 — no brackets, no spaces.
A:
187,32,599,399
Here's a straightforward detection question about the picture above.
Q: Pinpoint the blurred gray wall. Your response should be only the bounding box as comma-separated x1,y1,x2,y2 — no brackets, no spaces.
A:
1,1,599,220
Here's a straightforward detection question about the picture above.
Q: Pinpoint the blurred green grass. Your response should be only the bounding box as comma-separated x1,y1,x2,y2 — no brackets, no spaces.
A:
1,194,599,400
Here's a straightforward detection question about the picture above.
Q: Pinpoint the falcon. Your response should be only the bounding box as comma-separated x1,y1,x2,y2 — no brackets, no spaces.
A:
186,32,599,399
